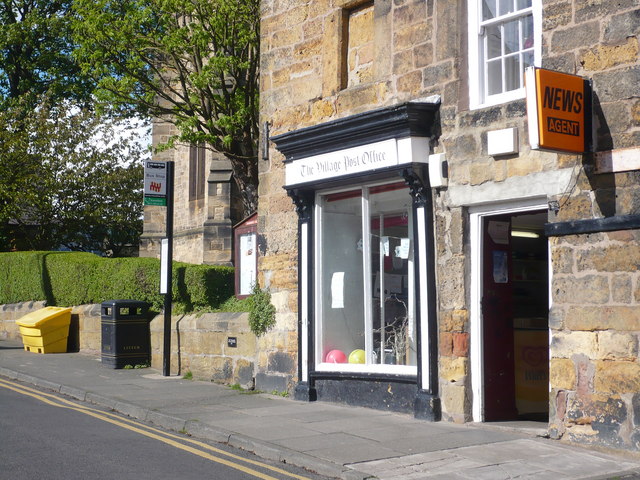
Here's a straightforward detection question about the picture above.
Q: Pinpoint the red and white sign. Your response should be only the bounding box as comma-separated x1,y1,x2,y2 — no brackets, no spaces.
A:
144,161,167,205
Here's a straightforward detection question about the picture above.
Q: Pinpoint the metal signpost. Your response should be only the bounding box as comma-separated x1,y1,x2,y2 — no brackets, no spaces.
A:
144,160,175,376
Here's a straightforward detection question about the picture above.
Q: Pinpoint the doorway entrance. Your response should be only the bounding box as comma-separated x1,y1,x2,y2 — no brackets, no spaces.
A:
471,205,550,423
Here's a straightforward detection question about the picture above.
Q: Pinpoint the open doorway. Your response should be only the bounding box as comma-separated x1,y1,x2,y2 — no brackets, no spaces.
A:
478,210,549,423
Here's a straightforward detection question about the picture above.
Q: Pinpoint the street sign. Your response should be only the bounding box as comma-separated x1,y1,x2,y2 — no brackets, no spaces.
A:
144,196,167,206
525,67,592,153
144,161,167,205
142,159,175,377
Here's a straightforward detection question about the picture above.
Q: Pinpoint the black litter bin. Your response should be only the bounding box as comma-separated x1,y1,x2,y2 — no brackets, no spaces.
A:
101,300,151,369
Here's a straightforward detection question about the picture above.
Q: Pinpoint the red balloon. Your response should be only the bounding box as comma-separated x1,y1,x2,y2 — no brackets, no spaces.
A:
325,349,347,363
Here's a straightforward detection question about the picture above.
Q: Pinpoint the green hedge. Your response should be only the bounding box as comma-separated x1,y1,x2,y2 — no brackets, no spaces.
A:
0,251,235,312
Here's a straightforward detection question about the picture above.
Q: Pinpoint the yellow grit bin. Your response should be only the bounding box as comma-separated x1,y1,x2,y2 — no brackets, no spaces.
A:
16,307,72,354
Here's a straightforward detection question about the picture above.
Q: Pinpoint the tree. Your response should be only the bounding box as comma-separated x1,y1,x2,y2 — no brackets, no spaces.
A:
73,0,260,216
0,98,148,256
0,1,146,255
0,97,43,249
0,0,92,109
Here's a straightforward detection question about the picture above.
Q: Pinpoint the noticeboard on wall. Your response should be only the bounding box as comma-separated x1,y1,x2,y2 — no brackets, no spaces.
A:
234,213,258,298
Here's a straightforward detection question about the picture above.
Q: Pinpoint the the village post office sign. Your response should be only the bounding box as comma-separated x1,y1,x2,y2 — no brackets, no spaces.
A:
285,138,429,187
526,67,592,154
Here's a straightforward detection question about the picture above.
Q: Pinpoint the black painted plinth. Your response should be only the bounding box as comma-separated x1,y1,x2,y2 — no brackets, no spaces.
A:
294,382,317,402
414,389,441,421
315,378,417,413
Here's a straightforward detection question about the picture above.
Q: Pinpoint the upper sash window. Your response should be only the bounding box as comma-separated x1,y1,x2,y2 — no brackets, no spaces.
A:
468,0,541,109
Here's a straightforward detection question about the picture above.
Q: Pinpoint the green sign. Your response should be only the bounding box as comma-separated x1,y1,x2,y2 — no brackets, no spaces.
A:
144,196,167,206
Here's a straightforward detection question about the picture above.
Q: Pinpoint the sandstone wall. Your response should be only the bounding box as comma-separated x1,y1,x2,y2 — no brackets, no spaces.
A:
541,2,640,452
1,303,255,388
259,0,477,401
258,0,640,439
1,302,48,342
549,230,640,450
259,0,559,411
149,311,256,388
140,117,237,266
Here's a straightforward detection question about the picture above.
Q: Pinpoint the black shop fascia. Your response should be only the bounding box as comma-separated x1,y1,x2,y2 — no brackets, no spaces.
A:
272,101,442,420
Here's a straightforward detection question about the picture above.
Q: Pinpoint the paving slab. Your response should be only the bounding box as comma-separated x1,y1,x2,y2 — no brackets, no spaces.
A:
2,340,640,480
308,442,407,465
352,439,640,480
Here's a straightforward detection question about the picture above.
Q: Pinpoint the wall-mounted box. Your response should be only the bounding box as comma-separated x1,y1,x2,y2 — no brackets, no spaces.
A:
487,128,519,156
428,153,448,187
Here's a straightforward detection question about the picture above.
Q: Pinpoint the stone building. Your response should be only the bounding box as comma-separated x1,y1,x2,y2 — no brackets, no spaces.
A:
257,0,640,452
140,116,242,265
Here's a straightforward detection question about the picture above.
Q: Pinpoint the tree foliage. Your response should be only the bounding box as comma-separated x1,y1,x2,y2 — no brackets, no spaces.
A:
73,0,260,215
0,0,92,108
0,1,148,255
0,98,148,256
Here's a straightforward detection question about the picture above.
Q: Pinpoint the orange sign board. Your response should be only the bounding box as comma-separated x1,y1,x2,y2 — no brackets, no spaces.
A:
525,67,592,153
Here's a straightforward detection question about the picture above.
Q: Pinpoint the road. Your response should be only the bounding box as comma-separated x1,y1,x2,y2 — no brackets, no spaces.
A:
0,378,332,480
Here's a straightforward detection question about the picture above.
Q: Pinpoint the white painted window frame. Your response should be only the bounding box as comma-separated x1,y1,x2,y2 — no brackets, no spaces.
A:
468,0,542,110
469,197,549,422
314,182,418,376
300,222,310,382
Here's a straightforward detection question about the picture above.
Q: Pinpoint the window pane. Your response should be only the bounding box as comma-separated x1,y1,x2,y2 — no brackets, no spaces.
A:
498,0,514,17
523,50,534,69
477,0,536,103
319,192,364,364
189,143,206,201
317,184,416,370
504,54,521,91
486,24,502,59
503,19,519,55
369,187,415,367
197,146,206,198
482,0,497,20
483,11,534,99
523,14,534,49
487,58,503,95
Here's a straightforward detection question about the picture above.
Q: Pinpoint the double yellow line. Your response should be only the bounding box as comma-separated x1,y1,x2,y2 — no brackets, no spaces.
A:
0,377,313,480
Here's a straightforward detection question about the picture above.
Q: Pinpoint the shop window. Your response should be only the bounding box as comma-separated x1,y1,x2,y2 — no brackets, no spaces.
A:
315,182,417,374
189,143,206,201
468,0,541,109
344,2,374,89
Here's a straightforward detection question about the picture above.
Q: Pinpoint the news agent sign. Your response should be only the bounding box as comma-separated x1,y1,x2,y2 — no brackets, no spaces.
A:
144,161,167,206
526,67,592,154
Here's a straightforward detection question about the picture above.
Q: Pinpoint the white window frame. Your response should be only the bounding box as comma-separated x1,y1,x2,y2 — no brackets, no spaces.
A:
314,181,418,376
468,0,542,109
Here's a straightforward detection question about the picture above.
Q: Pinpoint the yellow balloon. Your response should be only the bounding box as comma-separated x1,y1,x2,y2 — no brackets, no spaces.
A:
348,349,365,364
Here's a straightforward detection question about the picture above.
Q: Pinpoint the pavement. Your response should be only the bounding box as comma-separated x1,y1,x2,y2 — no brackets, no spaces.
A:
1,339,640,480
